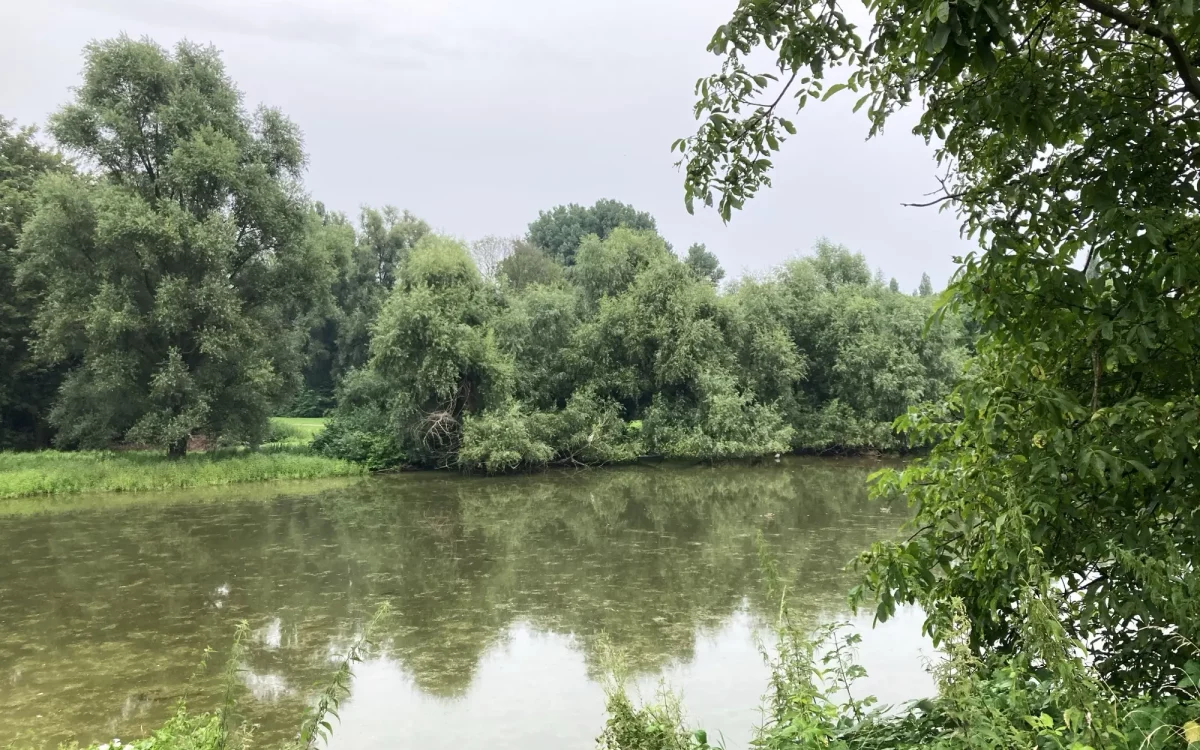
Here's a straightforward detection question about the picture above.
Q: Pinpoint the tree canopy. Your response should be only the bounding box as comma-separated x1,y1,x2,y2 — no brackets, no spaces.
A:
0,119,66,450
18,37,328,455
288,204,430,415
676,0,1200,706
1,34,961,481
316,227,964,471
526,198,657,265
683,242,725,285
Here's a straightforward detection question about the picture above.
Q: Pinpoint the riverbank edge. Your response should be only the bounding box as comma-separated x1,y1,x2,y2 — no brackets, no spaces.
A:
363,444,923,476
0,439,915,501
0,446,365,500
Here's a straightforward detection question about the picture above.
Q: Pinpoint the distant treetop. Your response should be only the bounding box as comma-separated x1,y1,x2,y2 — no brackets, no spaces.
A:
526,199,656,265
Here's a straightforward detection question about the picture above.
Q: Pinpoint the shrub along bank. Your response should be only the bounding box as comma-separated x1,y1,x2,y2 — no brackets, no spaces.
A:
315,231,966,473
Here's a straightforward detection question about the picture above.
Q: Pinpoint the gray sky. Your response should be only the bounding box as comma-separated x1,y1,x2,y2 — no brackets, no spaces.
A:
1,0,969,290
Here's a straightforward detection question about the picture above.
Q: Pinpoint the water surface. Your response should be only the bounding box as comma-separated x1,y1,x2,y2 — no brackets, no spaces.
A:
0,458,932,749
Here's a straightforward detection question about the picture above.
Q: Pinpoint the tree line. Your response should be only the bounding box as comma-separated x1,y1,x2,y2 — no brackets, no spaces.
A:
0,35,965,466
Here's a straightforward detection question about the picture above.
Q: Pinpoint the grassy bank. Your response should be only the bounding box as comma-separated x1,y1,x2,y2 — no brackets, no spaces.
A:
269,416,327,442
0,445,362,499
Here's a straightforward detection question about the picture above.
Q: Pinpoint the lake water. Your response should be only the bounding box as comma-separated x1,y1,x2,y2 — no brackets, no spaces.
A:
0,458,933,749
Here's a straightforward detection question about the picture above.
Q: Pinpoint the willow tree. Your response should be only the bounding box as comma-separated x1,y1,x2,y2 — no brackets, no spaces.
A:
348,235,513,467
679,0,1200,691
20,37,327,455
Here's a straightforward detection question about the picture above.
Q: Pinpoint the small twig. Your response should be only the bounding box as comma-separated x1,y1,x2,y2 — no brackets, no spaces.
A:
902,191,967,208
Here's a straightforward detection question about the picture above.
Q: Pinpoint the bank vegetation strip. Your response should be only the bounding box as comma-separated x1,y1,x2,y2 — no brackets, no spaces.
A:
0,444,361,500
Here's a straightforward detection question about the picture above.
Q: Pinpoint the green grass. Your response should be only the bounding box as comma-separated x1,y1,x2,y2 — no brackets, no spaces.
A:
270,416,327,441
0,444,363,500
0,476,364,517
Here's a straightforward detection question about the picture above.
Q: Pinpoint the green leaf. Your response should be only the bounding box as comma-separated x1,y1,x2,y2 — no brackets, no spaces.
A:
979,42,997,73
927,23,951,53
822,82,849,101
982,3,1012,35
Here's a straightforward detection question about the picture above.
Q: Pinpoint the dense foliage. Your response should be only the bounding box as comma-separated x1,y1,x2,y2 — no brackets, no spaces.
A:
288,204,430,415
527,198,657,265
1,37,961,466
0,118,65,450
315,229,964,471
15,38,329,455
601,598,1200,750
673,0,1200,738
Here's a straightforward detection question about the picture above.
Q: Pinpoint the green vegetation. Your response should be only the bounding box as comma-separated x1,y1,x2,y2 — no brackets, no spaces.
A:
0,447,360,499
527,198,658,265
269,416,327,442
11,0,1198,742
18,39,327,458
315,233,965,471
0,37,960,476
664,0,1200,742
603,602,1200,750
0,118,67,451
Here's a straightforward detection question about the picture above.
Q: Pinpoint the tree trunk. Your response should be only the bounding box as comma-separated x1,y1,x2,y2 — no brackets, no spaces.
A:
167,436,188,459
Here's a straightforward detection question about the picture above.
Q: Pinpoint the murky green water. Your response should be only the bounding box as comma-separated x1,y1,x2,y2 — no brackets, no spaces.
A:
0,458,932,749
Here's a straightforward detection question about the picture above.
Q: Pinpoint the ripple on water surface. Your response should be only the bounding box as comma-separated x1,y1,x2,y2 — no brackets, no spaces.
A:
0,458,933,749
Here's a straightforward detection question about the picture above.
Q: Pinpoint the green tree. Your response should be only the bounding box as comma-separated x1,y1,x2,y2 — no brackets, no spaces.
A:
19,37,327,455
527,199,657,264
290,205,358,415
495,282,583,410
327,235,512,468
497,239,565,290
683,242,725,285
277,204,432,417
332,207,429,379
726,248,963,451
917,272,933,297
570,230,794,458
321,225,961,470
572,226,675,304
0,118,66,449
358,205,428,291
810,240,872,288
676,0,1200,692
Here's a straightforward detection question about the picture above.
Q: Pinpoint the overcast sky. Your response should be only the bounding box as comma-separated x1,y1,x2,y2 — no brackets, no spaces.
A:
1,0,970,289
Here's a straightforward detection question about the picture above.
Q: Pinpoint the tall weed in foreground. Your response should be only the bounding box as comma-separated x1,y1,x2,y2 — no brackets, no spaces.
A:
745,592,1200,750
595,643,714,750
68,604,391,750
596,538,1200,750
751,534,1200,750
294,603,391,749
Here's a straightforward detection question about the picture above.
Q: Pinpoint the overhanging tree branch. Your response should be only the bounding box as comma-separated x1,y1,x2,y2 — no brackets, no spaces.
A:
1076,0,1200,101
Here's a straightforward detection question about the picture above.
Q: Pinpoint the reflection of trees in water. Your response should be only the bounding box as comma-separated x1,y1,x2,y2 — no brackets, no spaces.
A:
0,458,905,747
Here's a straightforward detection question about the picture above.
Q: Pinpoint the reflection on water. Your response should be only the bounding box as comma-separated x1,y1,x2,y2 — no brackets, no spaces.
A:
0,458,933,749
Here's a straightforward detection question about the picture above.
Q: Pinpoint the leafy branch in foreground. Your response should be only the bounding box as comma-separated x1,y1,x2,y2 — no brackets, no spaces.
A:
682,0,1200,697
